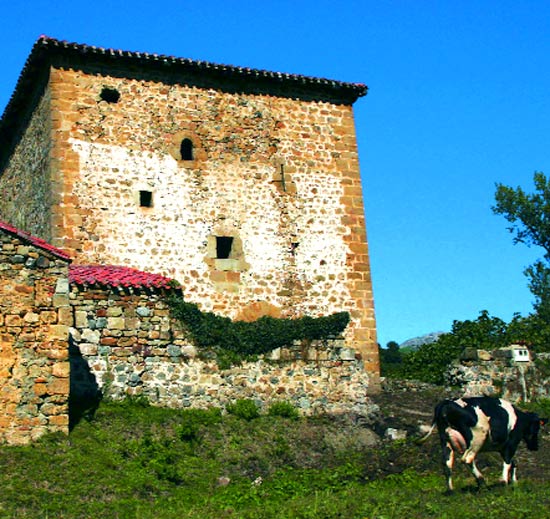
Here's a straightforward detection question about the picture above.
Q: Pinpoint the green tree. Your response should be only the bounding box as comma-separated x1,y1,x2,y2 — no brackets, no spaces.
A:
379,341,403,378
382,341,402,364
493,171,550,320
399,311,510,384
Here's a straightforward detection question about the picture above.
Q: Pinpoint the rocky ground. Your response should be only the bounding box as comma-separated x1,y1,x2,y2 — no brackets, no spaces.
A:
365,381,550,485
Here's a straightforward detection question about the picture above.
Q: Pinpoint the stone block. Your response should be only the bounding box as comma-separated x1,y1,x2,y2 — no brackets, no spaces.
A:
5,315,23,326
33,383,48,396
477,349,493,361
55,278,70,294
40,311,58,324
47,378,69,395
95,317,108,329
48,414,69,427
53,294,70,307
117,337,136,348
340,348,356,361
106,307,123,317
24,312,40,324
107,317,125,329
49,325,69,340
52,362,70,378
181,345,197,358
75,311,88,328
81,329,100,344
78,343,98,355
136,306,151,317
460,347,477,361
46,348,69,361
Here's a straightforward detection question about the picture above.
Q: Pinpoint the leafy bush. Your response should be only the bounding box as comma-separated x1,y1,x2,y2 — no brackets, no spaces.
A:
167,295,350,367
522,398,550,418
177,408,223,442
226,399,260,420
398,311,514,384
267,401,299,419
506,313,550,353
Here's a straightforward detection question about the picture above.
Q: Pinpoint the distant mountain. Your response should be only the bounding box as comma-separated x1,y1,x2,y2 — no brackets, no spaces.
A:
399,331,446,351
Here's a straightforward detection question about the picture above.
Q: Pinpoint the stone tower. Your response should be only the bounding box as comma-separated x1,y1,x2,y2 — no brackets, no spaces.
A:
0,37,379,377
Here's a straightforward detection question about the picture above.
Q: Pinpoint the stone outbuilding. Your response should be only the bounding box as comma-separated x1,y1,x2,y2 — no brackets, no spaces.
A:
0,221,71,444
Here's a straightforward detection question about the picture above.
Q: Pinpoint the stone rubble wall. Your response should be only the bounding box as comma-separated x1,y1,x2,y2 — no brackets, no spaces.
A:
446,354,550,402
70,285,371,416
0,232,70,444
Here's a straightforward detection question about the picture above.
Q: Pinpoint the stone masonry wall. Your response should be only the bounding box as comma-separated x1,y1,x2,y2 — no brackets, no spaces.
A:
0,232,70,444
0,86,53,240
446,355,550,402
70,285,371,415
44,66,378,376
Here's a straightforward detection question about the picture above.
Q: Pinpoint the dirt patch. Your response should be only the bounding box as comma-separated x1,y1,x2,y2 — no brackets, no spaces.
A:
366,382,550,484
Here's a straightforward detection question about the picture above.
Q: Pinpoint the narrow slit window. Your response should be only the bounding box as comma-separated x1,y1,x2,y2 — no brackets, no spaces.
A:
139,190,153,208
216,236,233,259
180,138,194,160
100,87,120,103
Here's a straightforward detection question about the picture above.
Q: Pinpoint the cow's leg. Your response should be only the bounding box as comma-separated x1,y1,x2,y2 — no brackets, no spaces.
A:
501,447,518,485
467,459,485,488
461,407,491,465
501,459,517,485
510,460,517,483
442,442,455,492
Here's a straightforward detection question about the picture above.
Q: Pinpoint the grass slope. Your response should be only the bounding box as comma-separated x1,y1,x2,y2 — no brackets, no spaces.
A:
0,396,548,519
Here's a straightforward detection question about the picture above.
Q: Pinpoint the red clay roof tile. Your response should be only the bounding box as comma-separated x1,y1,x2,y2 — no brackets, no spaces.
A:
69,264,177,290
0,219,72,261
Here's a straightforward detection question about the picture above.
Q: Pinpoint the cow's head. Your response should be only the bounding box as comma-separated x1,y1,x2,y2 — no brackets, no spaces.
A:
523,414,547,451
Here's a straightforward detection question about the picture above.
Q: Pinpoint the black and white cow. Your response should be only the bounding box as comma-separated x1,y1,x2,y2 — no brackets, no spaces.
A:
418,396,547,491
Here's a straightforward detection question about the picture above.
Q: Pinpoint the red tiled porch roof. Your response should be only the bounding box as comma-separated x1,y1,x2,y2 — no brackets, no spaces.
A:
69,264,177,290
0,219,72,261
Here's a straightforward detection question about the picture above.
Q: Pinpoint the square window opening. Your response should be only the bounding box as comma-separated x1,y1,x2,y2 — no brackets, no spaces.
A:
100,87,120,103
216,236,234,259
139,190,153,208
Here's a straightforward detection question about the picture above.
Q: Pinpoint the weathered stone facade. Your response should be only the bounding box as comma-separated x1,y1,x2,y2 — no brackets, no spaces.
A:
0,224,71,444
0,37,377,378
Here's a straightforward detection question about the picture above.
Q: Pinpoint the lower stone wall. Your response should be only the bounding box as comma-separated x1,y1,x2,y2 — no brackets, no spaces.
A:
446,354,550,402
70,285,371,415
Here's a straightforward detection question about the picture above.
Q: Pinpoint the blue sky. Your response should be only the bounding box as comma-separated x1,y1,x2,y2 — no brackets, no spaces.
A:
1,1,549,347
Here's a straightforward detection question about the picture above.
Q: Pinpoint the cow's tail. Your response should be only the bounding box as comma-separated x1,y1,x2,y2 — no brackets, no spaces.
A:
415,422,436,444
415,399,454,445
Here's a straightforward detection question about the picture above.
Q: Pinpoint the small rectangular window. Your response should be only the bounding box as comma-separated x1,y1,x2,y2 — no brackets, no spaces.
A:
139,190,153,208
216,236,233,259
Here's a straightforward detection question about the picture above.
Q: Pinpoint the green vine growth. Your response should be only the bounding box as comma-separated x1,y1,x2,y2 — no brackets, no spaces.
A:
167,295,350,368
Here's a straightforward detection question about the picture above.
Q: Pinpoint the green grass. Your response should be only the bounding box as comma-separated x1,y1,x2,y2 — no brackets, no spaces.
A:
0,399,548,518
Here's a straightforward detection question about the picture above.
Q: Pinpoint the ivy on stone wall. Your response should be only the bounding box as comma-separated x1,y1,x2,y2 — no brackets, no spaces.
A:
167,296,350,367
